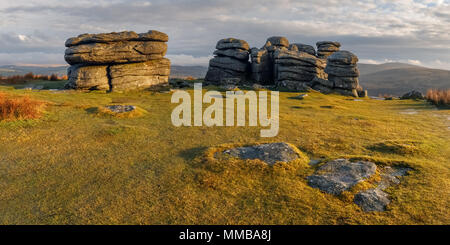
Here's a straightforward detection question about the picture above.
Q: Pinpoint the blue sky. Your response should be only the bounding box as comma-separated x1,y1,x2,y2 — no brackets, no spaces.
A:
0,0,449,69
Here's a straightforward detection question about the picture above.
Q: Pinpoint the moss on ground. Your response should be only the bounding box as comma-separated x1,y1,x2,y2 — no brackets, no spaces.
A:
0,83,449,224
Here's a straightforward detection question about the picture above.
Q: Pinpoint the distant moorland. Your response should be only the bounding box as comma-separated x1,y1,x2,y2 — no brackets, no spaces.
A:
1,63,449,96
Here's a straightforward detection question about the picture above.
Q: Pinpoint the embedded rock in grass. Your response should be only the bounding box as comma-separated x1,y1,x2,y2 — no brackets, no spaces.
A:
377,166,412,190
353,166,411,212
105,105,136,113
307,159,377,195
354,188,390,212
223,142,301,165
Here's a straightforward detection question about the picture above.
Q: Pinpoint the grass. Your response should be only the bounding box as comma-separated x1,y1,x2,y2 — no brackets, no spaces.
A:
426,89,450,107
0,81,449,225
0,92,45,121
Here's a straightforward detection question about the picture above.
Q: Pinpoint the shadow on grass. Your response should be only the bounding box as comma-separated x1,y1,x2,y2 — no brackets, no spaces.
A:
85,107,100,114
177,146,209,161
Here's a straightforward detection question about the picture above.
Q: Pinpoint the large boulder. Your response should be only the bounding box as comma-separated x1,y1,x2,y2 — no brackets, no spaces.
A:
266,36,289,48
307,159,377,195
216,38,250,50
64,30,170,92
222,142,302,165
65,65,109,90
205,38,250,85
65,30,168,47
290,43,316,56
316,41,341,59
318,50,365,97
274,49,327,91
109,58,170,91
214,49,249,60
65,41,167,65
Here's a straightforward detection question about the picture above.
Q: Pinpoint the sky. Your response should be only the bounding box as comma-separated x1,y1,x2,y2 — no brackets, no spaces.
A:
0,0,449,69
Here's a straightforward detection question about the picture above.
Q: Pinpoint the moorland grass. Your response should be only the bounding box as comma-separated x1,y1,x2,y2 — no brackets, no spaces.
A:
0,82,449,224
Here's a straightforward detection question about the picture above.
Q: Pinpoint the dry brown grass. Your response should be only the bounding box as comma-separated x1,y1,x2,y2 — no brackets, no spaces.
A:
0,92,45,120
426,89,450,106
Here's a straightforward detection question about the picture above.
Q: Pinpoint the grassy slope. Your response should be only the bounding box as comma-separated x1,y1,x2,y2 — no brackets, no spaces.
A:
0,82,449,225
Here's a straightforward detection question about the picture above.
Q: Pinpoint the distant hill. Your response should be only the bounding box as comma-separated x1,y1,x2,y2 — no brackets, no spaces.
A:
0,65,68,77
358,62,422,75
359,63,450,96
1,63,449,96
170,65,207,79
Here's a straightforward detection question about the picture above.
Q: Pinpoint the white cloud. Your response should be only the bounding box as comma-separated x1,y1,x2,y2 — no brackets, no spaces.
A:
407,59,422,65
166,54,212,66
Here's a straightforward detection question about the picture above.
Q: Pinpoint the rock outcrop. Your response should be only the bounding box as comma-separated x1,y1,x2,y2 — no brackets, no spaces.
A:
204,38,250,85
249,37,290,85
274,49,327,91
250,48,273,84
64,30,170,91
206,36,367,96
311,51,366,97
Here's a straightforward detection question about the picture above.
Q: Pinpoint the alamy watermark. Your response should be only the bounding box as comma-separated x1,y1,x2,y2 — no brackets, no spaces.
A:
171,83,279,137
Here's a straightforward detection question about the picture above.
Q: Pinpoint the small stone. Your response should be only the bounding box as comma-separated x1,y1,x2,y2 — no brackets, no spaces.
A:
105,105,136,113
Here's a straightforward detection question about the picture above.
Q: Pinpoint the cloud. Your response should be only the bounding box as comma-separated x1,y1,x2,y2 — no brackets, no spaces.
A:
166,54,212,66
0,0,448,69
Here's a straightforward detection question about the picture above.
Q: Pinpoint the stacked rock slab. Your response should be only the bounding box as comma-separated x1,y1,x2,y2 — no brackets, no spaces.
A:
204,38,250,85
64,30,170,91
318,50,366,97
316,41,341,59
290,43,316,56
250,36,289,84
273,49,327,91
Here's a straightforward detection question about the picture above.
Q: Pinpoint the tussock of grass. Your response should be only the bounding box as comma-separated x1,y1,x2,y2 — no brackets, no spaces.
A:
426,89,450,107
0,91,46,121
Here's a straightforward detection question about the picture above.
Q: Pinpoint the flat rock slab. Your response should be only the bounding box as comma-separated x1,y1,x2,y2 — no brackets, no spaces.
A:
353,166,411,212
377,166,412,190
105,105,136,113
354,189,390,212
307,159,377,195
223,142,300,165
